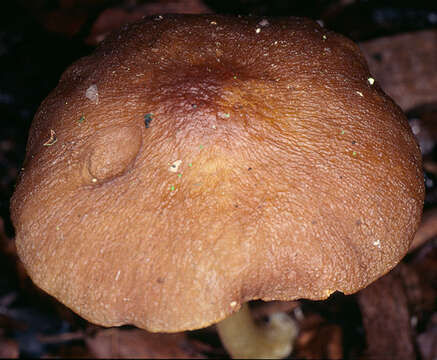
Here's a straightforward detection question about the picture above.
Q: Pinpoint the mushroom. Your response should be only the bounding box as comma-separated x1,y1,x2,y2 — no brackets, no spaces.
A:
10,15,424,358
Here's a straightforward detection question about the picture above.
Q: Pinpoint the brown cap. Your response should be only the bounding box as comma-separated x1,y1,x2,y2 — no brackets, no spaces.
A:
11,15,424,332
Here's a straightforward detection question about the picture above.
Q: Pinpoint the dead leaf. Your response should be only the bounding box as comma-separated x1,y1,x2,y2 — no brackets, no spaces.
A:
417,313,437,360
294,313,343,359
409,208,437,252
85,328,206,359
0,330,19,358
359,30,437,112
86,0,212,45
357,264,416,360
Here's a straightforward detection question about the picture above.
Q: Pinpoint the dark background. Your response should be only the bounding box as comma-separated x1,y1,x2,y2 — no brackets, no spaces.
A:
0,0,436,358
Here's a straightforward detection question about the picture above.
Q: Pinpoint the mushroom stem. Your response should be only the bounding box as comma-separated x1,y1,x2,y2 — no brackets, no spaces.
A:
216,302,298,359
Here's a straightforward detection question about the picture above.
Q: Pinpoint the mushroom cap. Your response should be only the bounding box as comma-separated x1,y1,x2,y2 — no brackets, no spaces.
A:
11,15,424,332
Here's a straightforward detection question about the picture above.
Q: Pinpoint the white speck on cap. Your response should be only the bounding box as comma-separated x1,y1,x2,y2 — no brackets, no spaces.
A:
368,77,375,85
258,19,269,27
85,84,99,104
356,91,364,97
169,160,182,172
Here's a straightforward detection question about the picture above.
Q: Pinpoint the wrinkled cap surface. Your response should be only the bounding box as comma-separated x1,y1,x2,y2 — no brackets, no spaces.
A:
11,14,424,332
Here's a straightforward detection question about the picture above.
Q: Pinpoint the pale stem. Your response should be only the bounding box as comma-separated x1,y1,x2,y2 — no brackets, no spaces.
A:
216,302,298,359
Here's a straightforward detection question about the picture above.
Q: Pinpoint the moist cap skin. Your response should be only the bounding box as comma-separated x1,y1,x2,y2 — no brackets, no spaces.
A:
11,14,424,332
